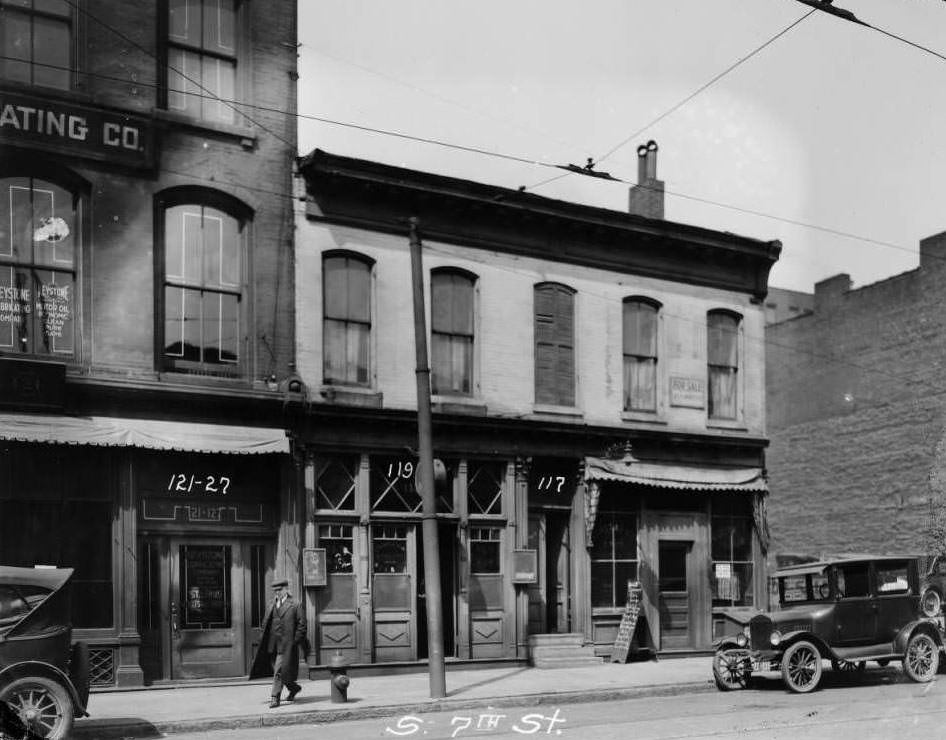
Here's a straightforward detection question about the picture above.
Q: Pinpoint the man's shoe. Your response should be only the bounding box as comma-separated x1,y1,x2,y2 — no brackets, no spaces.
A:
269,696,280,709
287,685,301,702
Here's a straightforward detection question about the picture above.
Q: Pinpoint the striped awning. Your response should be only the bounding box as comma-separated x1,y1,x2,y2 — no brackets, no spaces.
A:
584,456,767,492
0,413,289,455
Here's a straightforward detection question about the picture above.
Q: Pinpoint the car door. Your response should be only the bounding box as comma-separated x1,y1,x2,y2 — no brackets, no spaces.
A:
833,562,876,645
873,559,915,643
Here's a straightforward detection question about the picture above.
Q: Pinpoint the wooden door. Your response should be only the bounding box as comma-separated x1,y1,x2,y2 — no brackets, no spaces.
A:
526,515,547,634
658,540,692,649
371,524,417,662
169,538,245,678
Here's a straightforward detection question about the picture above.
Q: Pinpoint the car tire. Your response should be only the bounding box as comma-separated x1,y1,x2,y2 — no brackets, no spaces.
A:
713,648,751,691
781,640,823,693
902,633,939,683
0,675,74,739
920,588,943,618
830,659,865,673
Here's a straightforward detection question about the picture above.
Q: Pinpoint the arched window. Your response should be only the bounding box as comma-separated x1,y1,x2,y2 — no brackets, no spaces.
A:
0,174,81,357
431,268,476,395
707,310,741,419
623,298,660,412
323,252,372,386
534,282,575,407
156,188,251,375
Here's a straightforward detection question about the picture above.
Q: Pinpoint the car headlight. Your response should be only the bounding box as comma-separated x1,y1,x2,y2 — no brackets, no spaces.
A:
770,630,782,646
736,632,748,647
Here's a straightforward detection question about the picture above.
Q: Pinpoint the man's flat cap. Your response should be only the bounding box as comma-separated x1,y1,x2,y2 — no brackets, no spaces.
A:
272,578,289,588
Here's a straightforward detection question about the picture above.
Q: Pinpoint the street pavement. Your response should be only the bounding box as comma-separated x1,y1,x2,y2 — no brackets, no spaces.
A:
72,656,714,739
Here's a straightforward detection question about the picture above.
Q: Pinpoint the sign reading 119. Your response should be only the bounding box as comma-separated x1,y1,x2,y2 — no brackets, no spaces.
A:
387,461,415,479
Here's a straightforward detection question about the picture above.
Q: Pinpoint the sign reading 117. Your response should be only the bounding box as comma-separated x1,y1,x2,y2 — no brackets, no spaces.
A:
536,476,566,493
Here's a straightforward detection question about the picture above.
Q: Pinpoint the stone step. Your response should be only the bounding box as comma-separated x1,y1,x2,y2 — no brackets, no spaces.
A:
526,632,585,647
529,645,599,660
531,655,605,669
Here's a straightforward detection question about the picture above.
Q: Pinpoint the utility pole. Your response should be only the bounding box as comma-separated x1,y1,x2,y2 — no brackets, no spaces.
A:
408,217,446,699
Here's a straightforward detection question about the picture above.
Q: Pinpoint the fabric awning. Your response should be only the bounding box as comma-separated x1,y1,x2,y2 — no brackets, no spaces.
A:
584,455,767,492
0,412,289,455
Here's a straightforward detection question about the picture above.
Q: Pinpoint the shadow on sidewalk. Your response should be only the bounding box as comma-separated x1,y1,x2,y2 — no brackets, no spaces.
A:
74,719,162,739
446,668,532,698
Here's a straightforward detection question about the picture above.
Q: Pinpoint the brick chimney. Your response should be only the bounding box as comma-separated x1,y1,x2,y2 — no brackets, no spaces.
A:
628,140,664,219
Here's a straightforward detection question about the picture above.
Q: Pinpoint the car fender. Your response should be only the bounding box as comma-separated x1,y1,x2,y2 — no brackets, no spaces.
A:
894,620,945,654
0,660,88,717
778,631,832,658
714,638,747,652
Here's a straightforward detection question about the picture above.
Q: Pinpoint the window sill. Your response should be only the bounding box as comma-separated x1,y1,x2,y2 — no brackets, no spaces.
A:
152,108,257,148
432,395,487,416
706,418,749,432
157,371,250,389
317,384,383,408
531,404,584,419
621,411,667,425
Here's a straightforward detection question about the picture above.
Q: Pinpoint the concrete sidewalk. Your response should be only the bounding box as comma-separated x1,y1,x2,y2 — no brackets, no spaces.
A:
73,657,715,738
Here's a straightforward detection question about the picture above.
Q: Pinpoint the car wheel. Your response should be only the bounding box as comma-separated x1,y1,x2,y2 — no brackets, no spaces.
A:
920,588,943,618
0,676,74,739
903,633,939,683
830,659,866,672
781,640,823,693
713,648,751,691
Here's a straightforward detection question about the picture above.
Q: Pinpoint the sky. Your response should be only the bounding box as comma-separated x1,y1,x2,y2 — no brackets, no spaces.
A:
296,1,946,294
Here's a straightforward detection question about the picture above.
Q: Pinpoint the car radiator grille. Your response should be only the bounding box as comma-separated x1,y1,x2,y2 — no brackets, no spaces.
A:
749,619,772,650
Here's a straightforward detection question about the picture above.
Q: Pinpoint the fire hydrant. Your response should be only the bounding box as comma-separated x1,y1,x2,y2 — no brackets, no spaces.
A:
329,651,350,703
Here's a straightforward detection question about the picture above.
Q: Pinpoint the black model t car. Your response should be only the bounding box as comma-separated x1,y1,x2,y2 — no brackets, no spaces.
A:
713,556,943,693
0,567,89,739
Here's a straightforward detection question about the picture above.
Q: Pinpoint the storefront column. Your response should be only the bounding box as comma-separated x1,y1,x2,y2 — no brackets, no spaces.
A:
455,460,471,658
276,455,303,603
571,477,590,643
356,455,374,664
513,457,530,658
302,448,317,665
116,451,144,687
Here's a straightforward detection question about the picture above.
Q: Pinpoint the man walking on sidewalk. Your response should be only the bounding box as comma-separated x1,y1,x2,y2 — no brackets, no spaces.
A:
250,577,308,708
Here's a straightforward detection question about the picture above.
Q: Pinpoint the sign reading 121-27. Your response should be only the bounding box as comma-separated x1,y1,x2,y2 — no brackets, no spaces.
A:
168,474,231,495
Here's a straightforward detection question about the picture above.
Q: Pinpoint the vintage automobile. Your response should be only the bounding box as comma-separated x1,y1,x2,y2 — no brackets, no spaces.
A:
0,567,89,739
713,556,944,693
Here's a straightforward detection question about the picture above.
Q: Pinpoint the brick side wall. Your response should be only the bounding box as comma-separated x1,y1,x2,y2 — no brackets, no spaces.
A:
767,245,946,558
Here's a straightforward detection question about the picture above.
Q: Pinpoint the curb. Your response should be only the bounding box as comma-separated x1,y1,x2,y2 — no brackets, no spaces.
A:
73,680,716,738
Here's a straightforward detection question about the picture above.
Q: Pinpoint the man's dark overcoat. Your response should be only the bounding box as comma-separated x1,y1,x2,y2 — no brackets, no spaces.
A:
249,594,307,681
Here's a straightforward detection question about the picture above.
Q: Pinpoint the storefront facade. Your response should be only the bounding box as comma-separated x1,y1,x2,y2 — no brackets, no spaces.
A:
296,150,779,667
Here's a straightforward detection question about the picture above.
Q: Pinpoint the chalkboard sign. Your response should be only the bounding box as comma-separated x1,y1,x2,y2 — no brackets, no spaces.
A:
610,580,643,663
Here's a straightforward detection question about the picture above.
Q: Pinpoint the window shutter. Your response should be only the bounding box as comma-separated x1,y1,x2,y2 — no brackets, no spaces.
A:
534,284,574,406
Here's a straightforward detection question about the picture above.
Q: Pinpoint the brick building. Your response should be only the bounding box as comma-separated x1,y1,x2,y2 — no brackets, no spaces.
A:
766,232,946,562
0,0,298,686
294,148,780,666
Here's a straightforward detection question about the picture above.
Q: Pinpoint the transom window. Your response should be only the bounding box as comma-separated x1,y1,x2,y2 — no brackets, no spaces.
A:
314,456,357,511
323,253,371,386
431,269,475,395
0,0,73,90
467,460,504,516
0,175,77,357
534,282,575,407
707,310,741,419
369,456,422,513
623,298,659,412
166,0,238,124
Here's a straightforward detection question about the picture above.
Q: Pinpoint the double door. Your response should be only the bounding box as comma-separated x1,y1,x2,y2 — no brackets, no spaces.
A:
526,512,570,635
139,537,271,681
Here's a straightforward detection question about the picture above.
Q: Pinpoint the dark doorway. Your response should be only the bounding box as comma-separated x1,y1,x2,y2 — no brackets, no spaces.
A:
417,522,457,659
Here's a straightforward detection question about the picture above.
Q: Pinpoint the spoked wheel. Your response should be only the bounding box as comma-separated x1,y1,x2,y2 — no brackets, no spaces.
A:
713,648,752,691
903,633,939,683
0,676,74,739
830,659,866,673
781,640,823,693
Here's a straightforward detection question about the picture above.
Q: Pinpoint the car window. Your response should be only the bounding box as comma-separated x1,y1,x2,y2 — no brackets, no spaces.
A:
836,564,870,598
876,562,910,594
0,586,30,623
779,572,831,603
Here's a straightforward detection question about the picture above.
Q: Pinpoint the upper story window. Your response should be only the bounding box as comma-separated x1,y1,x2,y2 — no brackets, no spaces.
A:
166,0,238,124
323,253,371,386
0,174,78,357
0,0,73,90
534,282,575,407
707,310,741,419
623,297,660,412
431,268,475,395
157,188,250,376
